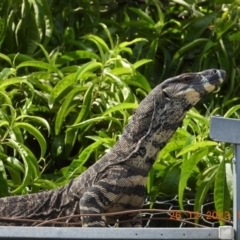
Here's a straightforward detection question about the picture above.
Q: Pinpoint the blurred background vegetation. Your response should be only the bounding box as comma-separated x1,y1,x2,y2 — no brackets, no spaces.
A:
0,0,239,226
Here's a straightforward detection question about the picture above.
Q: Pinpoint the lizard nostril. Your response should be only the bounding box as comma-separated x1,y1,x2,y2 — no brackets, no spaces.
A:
212,69,217,74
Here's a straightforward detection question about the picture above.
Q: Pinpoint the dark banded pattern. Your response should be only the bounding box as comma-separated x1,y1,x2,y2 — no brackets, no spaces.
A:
0,69,226,227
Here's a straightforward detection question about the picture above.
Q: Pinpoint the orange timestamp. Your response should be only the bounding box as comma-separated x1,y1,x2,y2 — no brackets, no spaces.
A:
169,211,231,221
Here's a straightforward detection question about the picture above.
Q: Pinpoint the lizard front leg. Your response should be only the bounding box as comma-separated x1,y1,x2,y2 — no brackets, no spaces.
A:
79,179,115,227
79,175,146,227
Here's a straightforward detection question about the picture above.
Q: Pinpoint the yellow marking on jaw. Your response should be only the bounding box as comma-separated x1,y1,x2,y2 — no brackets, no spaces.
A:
185,88,200,105
204,83,216,92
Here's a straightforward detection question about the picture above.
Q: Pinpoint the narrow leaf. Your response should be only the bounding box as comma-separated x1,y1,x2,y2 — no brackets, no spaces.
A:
13,122,47,158
0,159,8,197
17,61,62,77
73,84,94,125
194,168,217,221
54,86,86,135
177,141,217,157
68,116,122,129
49,73,76,108
214,160,231,225
57,50,100,65
0,77,27,89
179,148,208,210
103,103,138,116
223,105,240,118
67,139,105,179
74,61,102,85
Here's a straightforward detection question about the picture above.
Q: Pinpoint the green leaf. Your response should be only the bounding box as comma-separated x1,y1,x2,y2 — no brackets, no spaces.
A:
214,160,231,225
159,164,181,194
177,141,217,157
73,84,94,125
5,140,33,194
67,139,105,180
82,34,109,61
68,116,122,129
103,103,138,116
110,67,133,76
33,179,57,190
133,73,152,93
54,86,87,135
105,72,131,101
0,159,8,197
8,53,35,64
118,38,148,48
24,11,40,54
174,39,209,59
223,105,240,118
2,155,25,174
178,148,208,210
17,61,62,77
16,115,50,135
49,73,76,108
186,110,209,126
185,13,218,41
129,8,155,26
38,0,53,46
74,61,102,85
13,122,47,158
0,53,12,66
0,0,10,48
194,168,217,220
100,23,114,50
133,59,152,69
0,68,16,79
0,77,27,89
157,141,185,160
57,50,101,65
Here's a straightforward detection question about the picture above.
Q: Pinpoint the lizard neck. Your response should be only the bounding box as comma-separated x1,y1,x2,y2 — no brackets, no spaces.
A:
97,86,191,173
126,96,190,169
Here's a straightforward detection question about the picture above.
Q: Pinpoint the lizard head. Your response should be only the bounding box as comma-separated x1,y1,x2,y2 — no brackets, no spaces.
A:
161,69,226,106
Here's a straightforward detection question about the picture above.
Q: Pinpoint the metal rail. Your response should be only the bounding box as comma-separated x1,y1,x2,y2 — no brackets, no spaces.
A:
0,226,234,240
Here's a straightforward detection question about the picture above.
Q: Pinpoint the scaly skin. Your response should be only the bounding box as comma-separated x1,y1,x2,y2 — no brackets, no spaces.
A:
0,69,226,227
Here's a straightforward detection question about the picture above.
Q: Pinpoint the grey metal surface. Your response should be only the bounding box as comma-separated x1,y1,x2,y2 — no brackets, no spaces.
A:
233,144,240,240
0,226,234,240
210,116,240,240
210,116,240,144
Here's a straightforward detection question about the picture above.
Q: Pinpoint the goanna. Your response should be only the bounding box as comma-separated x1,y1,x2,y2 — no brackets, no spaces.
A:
0,69,226,227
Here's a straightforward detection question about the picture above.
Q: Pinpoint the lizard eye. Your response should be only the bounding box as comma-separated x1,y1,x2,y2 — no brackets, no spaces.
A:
183,76,192,82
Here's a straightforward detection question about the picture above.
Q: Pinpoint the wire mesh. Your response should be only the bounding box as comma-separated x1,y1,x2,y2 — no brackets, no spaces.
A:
140,194,232,228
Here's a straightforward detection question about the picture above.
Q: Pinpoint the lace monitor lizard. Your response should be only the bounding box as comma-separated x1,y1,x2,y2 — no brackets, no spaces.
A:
0,69,226,227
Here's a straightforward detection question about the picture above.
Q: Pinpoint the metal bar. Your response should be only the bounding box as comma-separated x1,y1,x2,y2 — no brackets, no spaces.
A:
209,116,240,144
210,116,240,240
0,226,234,240
234,144,240,240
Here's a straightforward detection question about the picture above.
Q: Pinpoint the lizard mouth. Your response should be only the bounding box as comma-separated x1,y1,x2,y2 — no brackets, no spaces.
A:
208,69,226,86
200,69,226,93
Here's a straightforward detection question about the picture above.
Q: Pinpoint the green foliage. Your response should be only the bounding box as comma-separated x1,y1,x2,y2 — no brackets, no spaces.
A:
0,0,240,226
0,32,151,195
148,107,238,225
